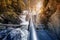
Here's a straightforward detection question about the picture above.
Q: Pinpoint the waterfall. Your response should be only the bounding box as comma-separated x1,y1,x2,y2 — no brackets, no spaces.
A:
30,14,38,40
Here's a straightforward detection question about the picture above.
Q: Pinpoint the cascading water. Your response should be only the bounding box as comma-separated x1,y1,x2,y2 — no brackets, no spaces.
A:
29,13,38,40
0,10,29,40
0,10,38,40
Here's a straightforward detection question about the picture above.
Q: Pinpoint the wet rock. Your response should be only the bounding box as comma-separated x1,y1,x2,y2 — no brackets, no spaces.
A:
0,0,23,24
48,5,60,39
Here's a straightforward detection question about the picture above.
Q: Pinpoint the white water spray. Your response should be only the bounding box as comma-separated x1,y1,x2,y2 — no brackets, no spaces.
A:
30,13,38,40
19,10,38,40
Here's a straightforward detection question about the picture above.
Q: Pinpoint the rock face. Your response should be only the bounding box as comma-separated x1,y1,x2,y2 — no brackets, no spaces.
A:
48,5,60,39
37,0,60,39
0,0,24,24
0,0,31,24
